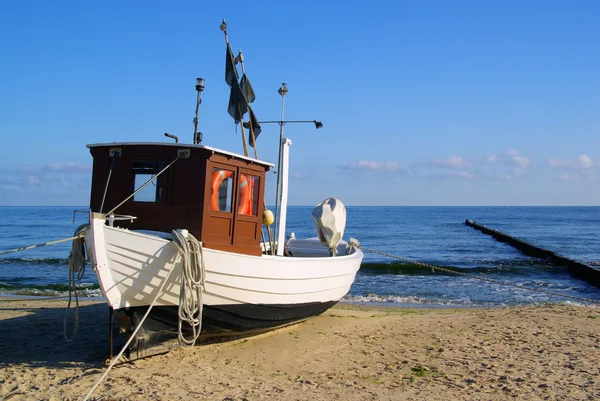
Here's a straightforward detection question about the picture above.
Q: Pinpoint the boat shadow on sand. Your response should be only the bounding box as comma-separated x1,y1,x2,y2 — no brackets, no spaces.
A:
0,301,109,368
0,299,308,368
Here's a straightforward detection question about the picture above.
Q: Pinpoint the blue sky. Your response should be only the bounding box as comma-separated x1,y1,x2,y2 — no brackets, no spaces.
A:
1,1,599,206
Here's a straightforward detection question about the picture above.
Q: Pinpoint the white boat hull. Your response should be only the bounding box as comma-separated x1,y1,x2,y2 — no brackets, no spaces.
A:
85,215,363,334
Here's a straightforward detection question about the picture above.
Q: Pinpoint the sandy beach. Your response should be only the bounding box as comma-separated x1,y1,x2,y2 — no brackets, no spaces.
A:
1,298,599,401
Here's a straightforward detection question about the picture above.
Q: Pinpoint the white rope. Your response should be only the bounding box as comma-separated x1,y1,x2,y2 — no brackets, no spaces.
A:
0,230,88,306
82,249,178,401
106,156,180,216
0,224,89,339
358,244,600,306
170,230,205,347
0,235,81,256
82,229,205,400
64,224,90,342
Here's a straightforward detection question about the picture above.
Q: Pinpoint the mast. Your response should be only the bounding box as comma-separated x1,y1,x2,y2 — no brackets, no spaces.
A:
238,51,259,160
220,19,250,157
273,83,288,254
276,136,292,256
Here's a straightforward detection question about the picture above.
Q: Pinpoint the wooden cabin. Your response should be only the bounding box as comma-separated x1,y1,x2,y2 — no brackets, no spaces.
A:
88,143,273,256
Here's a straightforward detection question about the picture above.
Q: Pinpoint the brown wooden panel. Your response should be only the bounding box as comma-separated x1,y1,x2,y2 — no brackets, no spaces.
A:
89,143,269,256
204,215,233,243
233,220,258,246
203,243,262,256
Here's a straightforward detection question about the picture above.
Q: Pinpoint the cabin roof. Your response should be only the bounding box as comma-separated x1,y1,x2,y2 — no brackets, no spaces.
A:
86,142,274,168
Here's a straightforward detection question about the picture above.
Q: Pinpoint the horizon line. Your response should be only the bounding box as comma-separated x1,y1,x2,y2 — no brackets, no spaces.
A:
1,205,599,208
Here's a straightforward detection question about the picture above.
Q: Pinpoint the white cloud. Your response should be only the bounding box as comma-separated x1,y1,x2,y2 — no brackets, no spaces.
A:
430,156,472,169
578,155,593,168
0,161,93,195
495,173,512,181
482,149,530,169
512,156,530,168
346,160,399,172
548,154,595,170
457,171,479,179
548,159,567,168
554,173,580,182
503,149,531,169
485,154,500,164
19,166,39,175
423,149,531,182
426,171,481,180
25,175,41,185
45,163,92,173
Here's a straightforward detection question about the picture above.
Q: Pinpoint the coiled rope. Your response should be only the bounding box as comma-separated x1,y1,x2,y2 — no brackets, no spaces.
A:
350,240,600,306
171,230,205,347
83,229,204,401
64,224,90,341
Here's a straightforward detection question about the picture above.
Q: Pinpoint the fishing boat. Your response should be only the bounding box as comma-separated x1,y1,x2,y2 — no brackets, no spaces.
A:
80,21,363,357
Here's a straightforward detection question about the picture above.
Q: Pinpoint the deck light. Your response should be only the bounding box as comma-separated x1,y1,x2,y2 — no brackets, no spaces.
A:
195,78,205,92
278,83,288,97
193,78,205,144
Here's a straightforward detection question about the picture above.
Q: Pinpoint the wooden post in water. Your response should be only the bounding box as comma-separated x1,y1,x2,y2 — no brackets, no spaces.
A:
464,219,600,287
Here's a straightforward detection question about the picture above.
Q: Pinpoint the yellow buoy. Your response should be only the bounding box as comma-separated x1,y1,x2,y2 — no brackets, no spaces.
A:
262,209,274,226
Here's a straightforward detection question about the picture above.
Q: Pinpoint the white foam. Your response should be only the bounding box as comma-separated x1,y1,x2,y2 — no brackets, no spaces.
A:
343,294,474,306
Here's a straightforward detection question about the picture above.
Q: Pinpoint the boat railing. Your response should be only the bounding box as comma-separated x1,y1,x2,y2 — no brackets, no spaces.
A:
106,214,137,227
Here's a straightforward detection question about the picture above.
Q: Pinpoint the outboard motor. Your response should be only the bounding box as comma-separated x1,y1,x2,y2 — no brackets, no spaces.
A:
312,198,346,256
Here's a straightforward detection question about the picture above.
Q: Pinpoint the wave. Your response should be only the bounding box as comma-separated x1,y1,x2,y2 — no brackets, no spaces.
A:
0,257,69,266
358,261,561,275
0,282,101,297
342,294,597,308
343,294,475,306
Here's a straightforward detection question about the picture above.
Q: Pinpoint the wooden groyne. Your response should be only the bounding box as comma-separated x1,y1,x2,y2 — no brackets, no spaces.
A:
465,219,600,287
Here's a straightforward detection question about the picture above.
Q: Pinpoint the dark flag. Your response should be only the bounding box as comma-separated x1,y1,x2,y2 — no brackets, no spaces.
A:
247,106,261,147
240,74,255,104
228,80,247,122
225,42,247,122
225,43,237,86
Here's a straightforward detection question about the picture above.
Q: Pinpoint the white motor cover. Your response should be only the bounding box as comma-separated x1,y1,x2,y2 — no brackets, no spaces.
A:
311,198,346,256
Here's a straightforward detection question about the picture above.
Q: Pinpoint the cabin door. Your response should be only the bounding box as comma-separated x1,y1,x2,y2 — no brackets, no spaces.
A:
204,162,263,255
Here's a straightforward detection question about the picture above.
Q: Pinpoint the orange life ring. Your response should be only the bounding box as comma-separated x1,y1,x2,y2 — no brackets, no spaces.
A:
238,174,254,215
210,170,233,211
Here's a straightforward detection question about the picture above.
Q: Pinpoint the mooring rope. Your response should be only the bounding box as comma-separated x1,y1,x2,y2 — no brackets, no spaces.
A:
0,230,88,305
64,224,90,341
170,230,205,347
83,229,205,400
0,226,92,334
0,235,81,256
82,253,179,401
0,296,70,302
352,241,600,306
106,156,180,216
99,156,116,213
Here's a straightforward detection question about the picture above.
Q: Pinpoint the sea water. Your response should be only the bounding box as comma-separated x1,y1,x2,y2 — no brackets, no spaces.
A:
1,206,599,307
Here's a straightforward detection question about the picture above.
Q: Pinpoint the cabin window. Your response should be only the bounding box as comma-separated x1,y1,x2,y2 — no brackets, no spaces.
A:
210,169,234,212
238,174,260,216
132,161,164,202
